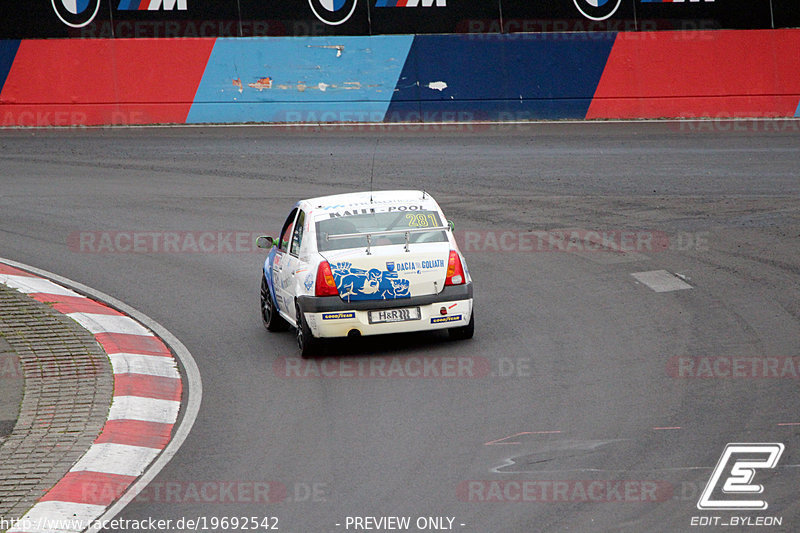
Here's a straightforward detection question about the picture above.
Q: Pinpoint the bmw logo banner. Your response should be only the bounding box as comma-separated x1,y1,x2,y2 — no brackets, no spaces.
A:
237,0,370,36
51,0,101,28
308,0,359,25
0,0,790,38
572,0,623,22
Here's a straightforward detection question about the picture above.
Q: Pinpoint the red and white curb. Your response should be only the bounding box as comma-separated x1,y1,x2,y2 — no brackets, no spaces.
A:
0,259,201,533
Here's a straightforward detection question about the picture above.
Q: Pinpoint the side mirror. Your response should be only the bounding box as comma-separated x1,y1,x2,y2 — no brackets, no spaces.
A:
256,235,275,249
447,220,455,231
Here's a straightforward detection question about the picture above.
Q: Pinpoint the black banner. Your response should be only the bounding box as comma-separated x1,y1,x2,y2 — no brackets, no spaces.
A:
0,0,796,39
239,0,370,37
0,0,110,39
87,0,241,38
368,0,500,36
497,0,638,34
636,0,773,31
772,0,800,30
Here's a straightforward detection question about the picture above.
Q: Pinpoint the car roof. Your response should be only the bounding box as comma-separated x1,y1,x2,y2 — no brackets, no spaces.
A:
304,190,438,210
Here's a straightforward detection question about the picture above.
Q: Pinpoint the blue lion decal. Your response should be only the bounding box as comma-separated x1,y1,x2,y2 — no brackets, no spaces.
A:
331,262,411,301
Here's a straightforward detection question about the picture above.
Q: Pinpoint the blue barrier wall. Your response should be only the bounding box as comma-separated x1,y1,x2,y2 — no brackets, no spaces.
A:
385,34,616,122
187,36,413,124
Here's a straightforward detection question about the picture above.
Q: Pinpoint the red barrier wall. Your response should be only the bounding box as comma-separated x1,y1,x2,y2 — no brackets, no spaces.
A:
587,29,800,119
0,39,214,126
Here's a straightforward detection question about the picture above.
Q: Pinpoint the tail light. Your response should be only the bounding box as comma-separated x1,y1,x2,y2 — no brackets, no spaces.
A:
445,250,465,286
315,261,339,296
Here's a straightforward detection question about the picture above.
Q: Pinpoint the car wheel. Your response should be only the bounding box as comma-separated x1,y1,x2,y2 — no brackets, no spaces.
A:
449,310,474,341
261,275,288,332
296,304,321,359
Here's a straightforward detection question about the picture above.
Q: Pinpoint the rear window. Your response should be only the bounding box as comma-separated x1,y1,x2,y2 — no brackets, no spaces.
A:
317,211,447,252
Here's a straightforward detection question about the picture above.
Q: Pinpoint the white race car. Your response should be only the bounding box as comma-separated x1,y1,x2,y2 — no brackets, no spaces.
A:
257,190,474,357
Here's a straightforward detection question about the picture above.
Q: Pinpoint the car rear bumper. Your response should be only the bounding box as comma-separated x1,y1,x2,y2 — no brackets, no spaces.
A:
297,284,473,338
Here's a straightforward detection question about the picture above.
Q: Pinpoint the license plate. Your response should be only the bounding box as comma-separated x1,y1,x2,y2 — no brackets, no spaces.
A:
368,307,421,324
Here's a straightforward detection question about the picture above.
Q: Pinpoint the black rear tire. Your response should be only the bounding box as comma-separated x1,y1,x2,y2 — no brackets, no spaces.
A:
449,310,474,340
261,275,288,332
296,304,322,359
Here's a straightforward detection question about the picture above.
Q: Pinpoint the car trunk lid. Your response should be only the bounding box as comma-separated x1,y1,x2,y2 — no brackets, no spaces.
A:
320,243,450,302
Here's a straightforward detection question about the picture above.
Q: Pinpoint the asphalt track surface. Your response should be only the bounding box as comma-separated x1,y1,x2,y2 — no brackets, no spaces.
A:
1,121,799,532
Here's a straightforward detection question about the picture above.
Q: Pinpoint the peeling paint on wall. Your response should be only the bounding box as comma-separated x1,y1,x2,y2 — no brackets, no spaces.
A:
248,77,273,90
235,79,366,93
187,35,414,123
307,44,344,57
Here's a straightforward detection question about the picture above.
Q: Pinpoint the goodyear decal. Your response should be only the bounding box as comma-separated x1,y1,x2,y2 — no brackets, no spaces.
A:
431,314,462,324
322,311,356,320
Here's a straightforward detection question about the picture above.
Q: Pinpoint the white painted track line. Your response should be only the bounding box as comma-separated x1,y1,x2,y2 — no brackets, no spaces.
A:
67,312,152,336
109,353,181,379
107,396,181,424
631,270,693,292
13,501,107,533
0,274,81,296
70,444,163,477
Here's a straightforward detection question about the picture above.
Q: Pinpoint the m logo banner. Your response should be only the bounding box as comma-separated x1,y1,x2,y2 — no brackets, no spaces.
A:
375,0,446,7
52,0,101,27
118,0,188,10
697,443,785,510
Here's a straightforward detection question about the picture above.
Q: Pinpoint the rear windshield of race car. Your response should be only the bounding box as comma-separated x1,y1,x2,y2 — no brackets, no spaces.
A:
317,211,447,252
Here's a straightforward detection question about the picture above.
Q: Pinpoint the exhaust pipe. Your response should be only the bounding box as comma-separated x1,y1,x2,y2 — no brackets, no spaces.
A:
348,329,361,338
